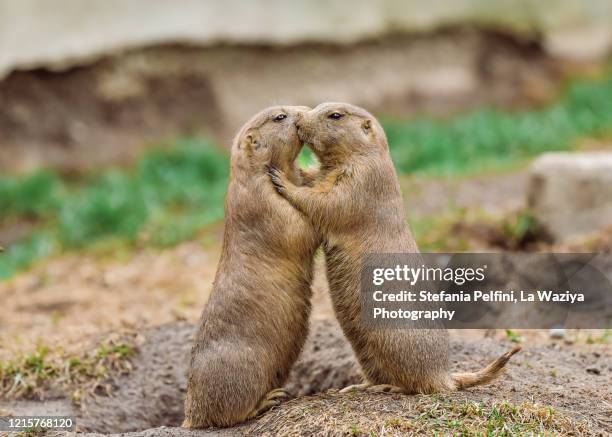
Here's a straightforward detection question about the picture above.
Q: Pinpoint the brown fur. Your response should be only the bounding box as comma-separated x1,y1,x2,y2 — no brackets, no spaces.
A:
183,106,321,428
269,102,520,394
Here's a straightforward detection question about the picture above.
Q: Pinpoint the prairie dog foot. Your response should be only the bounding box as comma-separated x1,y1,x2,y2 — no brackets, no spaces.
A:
339,383,373,393
247,388,291,419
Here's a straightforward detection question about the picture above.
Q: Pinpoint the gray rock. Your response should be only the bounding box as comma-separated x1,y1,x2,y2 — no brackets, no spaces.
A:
528,152,612,242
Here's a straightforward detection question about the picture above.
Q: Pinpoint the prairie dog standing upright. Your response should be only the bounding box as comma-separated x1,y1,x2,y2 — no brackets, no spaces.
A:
183,106,321,428
268,102,519,394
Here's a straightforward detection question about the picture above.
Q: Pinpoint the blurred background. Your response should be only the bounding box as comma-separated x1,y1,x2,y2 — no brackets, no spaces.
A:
0,0,611,420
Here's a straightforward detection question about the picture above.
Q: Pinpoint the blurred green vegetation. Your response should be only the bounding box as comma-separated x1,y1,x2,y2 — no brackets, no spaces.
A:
0,139,228,278
386,76,612,174
298,146,319,168
2,74,612,278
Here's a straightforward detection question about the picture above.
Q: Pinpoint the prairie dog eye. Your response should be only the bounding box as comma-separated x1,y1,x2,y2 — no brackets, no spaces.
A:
274,113,287,122
328,112,343,120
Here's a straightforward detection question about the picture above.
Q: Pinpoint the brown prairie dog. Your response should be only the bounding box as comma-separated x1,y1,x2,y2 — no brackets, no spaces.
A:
183,106,321,428
268,102,520,394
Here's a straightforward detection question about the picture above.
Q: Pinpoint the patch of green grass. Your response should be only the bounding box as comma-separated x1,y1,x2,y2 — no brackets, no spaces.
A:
0,335,136,401
409,210,473,252
0,139,228,278
58,139,229,248
505,329,524,344
384,75,612,175
251,392,590,435
586,329,611,344
499,209,542,244
15,427,48,437
0,171,63,219
420,399,584,435
0,232,57,279
349,425,363,436
408,207,552,252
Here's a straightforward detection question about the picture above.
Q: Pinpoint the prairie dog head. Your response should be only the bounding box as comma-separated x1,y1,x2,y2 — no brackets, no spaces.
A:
297,102,387,164
231,105,310,173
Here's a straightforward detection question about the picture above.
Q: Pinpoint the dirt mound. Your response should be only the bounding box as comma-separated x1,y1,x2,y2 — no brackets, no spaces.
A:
78,322,193,433
76,319,359,433
0,28,561,174
1,319,356,434
3,319,610,435
82,329,610,435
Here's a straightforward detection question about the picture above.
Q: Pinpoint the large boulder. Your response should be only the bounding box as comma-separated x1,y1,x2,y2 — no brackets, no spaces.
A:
528,152,612,242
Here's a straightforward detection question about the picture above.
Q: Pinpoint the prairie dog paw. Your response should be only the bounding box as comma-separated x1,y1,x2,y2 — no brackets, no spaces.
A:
266,164,287,194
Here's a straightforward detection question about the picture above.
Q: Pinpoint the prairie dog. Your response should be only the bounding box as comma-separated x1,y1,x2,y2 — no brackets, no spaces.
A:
183,106,321,428
268,102,520,394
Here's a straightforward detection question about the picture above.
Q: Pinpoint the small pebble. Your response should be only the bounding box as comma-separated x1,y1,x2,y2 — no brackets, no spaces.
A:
550,328,566,339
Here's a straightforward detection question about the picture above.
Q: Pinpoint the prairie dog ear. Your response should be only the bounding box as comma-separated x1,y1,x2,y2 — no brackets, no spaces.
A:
362,119,372,135
239,134,253,151
243,133,266,153
245,133,265,154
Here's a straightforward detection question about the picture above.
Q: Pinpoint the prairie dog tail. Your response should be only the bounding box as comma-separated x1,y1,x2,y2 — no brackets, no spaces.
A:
452,346,521,390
